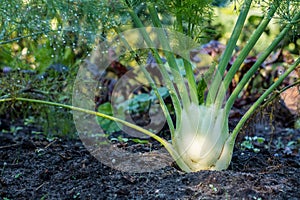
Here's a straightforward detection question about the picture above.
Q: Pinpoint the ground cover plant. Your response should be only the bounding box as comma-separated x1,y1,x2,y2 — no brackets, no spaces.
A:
0,0,299,199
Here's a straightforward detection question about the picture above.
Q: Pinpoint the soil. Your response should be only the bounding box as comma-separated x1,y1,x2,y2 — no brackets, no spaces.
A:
0,114,299,200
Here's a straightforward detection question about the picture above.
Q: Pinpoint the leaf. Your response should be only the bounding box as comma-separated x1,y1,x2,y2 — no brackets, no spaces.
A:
134,93,151,103
255,137,265,144
97,102,121,134
150,87,169,99
130,138,149,144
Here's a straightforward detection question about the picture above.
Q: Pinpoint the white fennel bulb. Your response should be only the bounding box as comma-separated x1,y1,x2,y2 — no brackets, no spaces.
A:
173,103,232,171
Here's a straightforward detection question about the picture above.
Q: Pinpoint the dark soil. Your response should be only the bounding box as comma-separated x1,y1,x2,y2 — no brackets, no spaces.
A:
0,117,299,200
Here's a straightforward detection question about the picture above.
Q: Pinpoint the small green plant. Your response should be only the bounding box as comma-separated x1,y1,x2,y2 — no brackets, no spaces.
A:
241,136,265,153
209,184,218,192
73,192,81,199
2,126,23,135
40,194,48,200
274,135,298,155
24,116,36,126
13,172,22,179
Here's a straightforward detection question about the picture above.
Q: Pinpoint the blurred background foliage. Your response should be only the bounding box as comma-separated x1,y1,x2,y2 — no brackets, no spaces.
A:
0,0,299,137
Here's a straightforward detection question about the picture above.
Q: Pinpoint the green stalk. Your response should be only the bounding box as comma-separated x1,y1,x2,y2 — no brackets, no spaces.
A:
148,4,193,110
149,2,198,105
206,0,253,105
127,6,183,128
230,57,300,141
139,66,176,136
0,97,191,172
0,98,155,138
183,59,198,104
113,27,175,136
214,1,279,108
225,10,300,117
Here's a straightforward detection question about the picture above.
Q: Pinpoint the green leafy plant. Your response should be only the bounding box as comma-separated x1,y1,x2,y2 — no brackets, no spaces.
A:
2,126,23,135
240,136,265,153
1,0,299,172
116,87,169,114
0,1,107,137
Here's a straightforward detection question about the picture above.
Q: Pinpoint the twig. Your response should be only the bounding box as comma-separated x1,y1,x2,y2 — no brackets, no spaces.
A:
0,143,21,150
35,182,47,191
44,139,57,149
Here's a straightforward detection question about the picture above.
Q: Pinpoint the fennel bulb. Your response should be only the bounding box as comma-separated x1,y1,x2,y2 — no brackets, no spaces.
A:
173,103,232,171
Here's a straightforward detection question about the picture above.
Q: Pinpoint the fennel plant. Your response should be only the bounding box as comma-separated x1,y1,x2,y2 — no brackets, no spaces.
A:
109,0,300,171
1,0,299,172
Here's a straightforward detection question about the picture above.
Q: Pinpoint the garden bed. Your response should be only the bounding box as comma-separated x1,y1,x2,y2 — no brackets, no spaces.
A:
0,119,299,199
